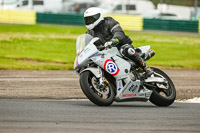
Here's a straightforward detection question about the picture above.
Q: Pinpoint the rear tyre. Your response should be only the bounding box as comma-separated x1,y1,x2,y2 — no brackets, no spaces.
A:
149,67,176,107
80,71,115,106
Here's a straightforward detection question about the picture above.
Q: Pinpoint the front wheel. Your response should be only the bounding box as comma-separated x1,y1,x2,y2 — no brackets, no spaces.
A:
149,67,176,107
80,71,115,106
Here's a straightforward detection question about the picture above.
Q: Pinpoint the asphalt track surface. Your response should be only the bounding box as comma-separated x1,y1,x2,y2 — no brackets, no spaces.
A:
0,99,200,133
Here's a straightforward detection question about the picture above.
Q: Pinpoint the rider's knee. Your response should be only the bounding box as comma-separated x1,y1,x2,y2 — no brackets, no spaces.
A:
120,44,135,58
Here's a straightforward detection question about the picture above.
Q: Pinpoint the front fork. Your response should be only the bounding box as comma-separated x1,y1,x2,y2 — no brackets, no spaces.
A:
97,66,111,88
98,66,105,86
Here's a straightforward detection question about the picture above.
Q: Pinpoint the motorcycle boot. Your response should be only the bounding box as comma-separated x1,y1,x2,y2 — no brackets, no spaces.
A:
131,52,154,77
140,60,154,77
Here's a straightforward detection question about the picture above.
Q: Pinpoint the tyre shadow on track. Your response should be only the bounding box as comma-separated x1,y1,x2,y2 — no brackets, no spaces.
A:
74,101,178,108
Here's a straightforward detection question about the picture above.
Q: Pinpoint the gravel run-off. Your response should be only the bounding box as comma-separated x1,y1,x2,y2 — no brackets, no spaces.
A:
0,69,200,100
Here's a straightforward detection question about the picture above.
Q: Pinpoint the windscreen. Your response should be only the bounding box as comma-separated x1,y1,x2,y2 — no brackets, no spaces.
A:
76,34,93,55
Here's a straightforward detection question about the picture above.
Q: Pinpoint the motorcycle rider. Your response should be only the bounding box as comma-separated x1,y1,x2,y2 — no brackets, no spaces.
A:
84,7,153,77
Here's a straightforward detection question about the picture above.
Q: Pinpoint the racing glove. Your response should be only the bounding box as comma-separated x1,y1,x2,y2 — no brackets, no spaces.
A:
104,38,119,48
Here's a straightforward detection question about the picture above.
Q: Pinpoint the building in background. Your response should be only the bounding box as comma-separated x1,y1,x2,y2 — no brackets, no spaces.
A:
0,0,155,14
0,0,199,20
98,0,155,15
0,0,63,13
61,0,98,13
157,4,198,20
0,0,98,13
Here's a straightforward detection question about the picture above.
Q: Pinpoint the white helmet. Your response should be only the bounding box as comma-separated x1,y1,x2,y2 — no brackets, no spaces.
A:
84,7,104,30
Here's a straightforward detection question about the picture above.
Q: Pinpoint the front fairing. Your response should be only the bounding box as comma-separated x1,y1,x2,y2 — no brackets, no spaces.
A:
74,34,99,69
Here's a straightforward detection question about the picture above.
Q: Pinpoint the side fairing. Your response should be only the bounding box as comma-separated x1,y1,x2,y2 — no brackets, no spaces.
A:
90,47,131,79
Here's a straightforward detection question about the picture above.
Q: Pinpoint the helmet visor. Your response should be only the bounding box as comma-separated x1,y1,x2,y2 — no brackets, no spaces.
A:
84,13,100,25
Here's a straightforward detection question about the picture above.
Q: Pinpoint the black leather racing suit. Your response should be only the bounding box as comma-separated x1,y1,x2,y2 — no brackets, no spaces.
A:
86,17,132,49
86,17,145,68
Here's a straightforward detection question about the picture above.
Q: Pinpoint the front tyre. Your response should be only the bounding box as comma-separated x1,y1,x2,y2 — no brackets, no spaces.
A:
149,67,176,107
80,71,115,106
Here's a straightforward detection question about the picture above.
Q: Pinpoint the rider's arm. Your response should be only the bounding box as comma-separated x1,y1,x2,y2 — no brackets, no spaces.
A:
86,30,93,36
107,17,126,44
86,30,103,48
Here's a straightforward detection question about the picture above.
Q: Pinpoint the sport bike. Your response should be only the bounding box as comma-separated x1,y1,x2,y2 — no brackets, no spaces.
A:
74,34,176,106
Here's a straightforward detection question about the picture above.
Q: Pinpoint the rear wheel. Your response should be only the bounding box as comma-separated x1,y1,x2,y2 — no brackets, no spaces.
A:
148,67,176,107
80,71,115,106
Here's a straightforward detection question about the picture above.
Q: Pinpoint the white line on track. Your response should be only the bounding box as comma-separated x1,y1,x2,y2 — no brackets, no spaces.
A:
176,97,200,103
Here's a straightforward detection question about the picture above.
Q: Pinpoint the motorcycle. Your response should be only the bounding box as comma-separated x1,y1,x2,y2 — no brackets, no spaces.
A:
74,34,176,106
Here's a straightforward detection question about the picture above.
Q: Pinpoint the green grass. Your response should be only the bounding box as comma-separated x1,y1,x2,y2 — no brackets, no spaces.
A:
0,24,200,70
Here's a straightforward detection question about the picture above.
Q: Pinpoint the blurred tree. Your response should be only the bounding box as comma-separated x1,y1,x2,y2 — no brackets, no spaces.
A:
149,0,200,7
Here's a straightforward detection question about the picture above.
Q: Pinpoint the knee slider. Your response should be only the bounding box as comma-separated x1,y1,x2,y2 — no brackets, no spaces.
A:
120,44,131,53
120,44,129,56
127,48,135,56
120,44,135,58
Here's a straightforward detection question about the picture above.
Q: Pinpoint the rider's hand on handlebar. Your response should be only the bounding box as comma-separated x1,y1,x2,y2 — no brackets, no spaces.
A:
104,41,113,49
104,38,119,49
